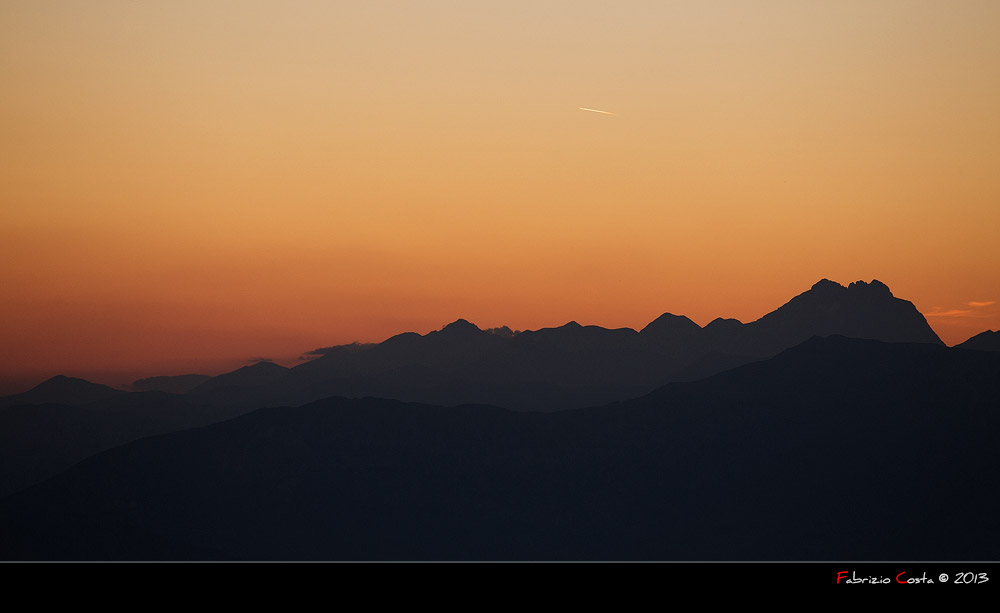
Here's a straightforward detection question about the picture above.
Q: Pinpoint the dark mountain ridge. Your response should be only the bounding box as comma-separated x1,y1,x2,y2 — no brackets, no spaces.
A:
0,278,948,497
0,375,123,409
181,278,942,411
190,361,289,394
2,279,941,413
129,374,212,394
2,335,997,561
957,329,1000,352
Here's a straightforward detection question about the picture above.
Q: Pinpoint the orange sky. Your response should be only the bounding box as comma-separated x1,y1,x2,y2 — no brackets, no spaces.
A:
2,1,998,391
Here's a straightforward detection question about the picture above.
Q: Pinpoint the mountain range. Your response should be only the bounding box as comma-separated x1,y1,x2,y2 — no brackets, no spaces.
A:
3,335,998,560
956,329,1000,352
1,278,997,560
167,278,946,412
0,278,951,498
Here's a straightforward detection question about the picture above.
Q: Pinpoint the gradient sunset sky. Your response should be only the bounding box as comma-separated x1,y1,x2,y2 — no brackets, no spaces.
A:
2,1,998,390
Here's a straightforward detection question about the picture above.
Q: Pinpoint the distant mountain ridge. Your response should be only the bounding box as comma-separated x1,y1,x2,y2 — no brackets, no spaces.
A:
0,281,989,561
129,374,211,394
177,278,941,410
0,375,123,409
1,279,944,413
957,330,1000,352
190,361,289,394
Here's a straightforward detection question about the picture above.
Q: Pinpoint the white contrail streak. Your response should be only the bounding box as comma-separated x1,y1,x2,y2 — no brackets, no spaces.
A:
578,107,616,115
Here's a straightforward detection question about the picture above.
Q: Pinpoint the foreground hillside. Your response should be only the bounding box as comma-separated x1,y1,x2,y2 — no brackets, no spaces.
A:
2,336,998,560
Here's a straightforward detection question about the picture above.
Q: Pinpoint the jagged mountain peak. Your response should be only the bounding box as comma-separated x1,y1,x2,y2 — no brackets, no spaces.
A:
755,278,942,347
810,278,842,291
807,278,893,297
847,279,892,295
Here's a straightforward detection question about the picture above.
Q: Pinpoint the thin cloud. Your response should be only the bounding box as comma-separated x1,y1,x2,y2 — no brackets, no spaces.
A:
298,342,374,361
925,308,974,318
926,301,999,318
299,347,335,361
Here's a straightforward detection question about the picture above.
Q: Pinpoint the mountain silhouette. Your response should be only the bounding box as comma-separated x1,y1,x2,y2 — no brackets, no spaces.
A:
0,375,123,408
956,330,1000,352
0,278,951,497
639,312,702,346
180,278,943,411
2,336,997,560
1,278,930,413
190,360,289,394
729,279,943,354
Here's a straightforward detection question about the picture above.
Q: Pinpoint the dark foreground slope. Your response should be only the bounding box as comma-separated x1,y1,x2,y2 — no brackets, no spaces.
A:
0,392,263,497
2,336,997,561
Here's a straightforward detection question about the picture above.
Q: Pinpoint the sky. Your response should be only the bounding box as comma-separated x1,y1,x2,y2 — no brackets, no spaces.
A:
2,1,998,391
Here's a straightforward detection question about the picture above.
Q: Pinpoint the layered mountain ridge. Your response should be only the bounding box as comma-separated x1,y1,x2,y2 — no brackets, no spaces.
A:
957,330,1000,352
0,279,996,561
4,278,944,413
0,278,953,497
3,335,998,560
182,278,943,411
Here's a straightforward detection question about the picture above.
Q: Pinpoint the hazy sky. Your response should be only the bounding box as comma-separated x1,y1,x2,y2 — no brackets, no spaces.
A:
2,1,998,388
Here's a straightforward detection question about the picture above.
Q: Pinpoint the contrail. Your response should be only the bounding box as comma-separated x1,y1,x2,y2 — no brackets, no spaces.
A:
579,107,616,115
